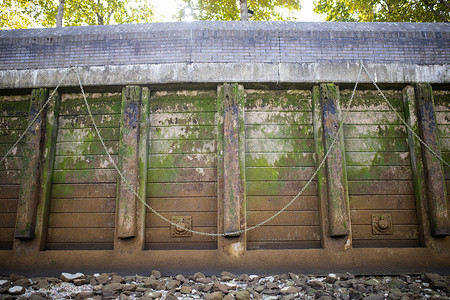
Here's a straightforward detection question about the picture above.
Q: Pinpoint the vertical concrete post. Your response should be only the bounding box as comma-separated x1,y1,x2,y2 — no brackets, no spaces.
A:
14,88,48,240
414,83,449,236
319,84,350,237
217,84,246,256
116,86,142,239
402,85,429,246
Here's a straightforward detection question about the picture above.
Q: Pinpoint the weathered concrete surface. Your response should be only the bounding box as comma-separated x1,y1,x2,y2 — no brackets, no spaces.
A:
415,83,450,236
0,63,448,90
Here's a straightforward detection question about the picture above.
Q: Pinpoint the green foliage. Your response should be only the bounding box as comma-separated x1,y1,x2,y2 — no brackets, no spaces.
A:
1,0,155,29
0,0,34,29
177,0,301,21
313,0,450,22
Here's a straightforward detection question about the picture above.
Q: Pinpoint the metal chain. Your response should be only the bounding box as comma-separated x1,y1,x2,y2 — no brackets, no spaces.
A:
0,69,70,165
361,63,450,168
75,63,363,237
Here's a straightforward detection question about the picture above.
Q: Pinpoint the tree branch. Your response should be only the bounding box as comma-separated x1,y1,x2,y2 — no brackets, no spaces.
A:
423,0,448,21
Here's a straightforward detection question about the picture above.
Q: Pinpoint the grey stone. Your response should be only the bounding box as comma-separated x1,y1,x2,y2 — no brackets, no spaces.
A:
364,278,380,286
223,294,235,300
102,282,123,293
235,290,250,300
74,292,95,300
175,274,187,283
143,278,162,289
309,280,325,290
96,273,109,285
8,286,24,295
165,292,177,300
193,272,205,280
198,277,213,284
205,291,223,300
266,282,278,289
122,284,136,292
9,275,26,282
60,272,85,282
29,294,46,300
166,280,180,290
150,270,162,280
214,282,229,293
180,286,192,294
424,273,441,283
280,286,298,295
221,272,236,281
238,274,250,282
324,274,338,284
144,291,162,298
110,275,123,284
13,279,30,289
202,283,214,292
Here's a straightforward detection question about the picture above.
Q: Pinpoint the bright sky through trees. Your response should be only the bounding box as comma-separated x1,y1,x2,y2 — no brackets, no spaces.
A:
152,0,325,21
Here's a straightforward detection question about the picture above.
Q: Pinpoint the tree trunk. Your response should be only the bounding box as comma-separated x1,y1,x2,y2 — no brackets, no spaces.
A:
56,0,65,27
240,0,249,21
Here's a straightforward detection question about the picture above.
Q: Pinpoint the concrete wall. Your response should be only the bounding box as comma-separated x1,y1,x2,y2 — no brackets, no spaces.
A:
0,22,449,275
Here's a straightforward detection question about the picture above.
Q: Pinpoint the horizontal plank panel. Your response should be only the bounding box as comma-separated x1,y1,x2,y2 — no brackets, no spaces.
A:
0,228,14,243
145,242,217,250
247,195,319,211
48,213,115,228
247,226,321,241
146,197,216,212
0,199,17,213
437,125,450,138
0,157,23,171
246,139,315,153
150,99,216,113
0,143,24,157
46,242,114,250
433,91,450,110
0,185,19,199
0,130,25,143
146,212,216,227
346,166,412,180
344,124,407,138
51,183,116,198
248,240,321,250
56,141,119,155
344,111,402,125
246,153,316,167
0,100,29,117
244,90,311,111
58,114,120,129
46,228,114,243
246,167,315,181
147,182,216,197
50,198,116,213
145,227,217,242
348,180,414,195
349,195,416,210
246,181,318,196
0,171,20,184
62,93,122,102
60,100,122,116
147,168,216,183
245,124,313,139
57,128,120,142
54,155,118,170
245,112,312,125
150,126,216,140
149,154,216,168
150,140,216,154
52,169,117,184
151,90,216,102
346,151,411,166
0,117,27,130
247,211,319,226
0,214,16,228
436,111,450,125
344,138,409,152
352,240,421,248
340,90,403,111
350,210,418,225
352,225,419,240
439,138,450,150
150,112,215,126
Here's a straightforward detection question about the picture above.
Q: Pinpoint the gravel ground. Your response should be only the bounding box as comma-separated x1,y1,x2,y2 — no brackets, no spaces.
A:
1,271,449,300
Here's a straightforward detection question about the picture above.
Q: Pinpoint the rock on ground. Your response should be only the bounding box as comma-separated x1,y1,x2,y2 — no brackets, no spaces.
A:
0,272,449,300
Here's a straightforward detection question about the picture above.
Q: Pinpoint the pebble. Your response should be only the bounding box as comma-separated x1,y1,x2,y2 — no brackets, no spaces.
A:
0,272,448,300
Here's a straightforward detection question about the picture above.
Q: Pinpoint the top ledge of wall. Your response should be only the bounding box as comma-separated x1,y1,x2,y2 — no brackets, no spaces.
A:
1,21,450,40
0,21,449,83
